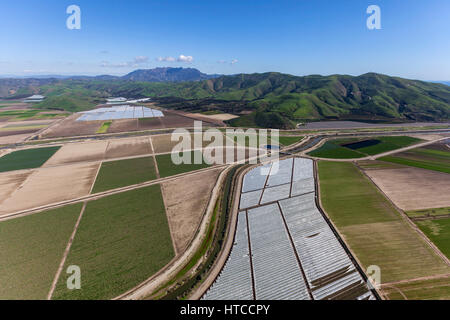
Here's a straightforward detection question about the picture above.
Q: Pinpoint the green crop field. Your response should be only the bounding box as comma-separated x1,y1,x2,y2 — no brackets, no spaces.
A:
383,277,450,300
0,204,82,299
407,207,450,219
91,156,157,193
346,136,421,155
53,186,174,300
309,140,366,159
0,109,42,119
0,146,61,172
278,135,304,146
318,161,399,226
156,151,211,178
318,161,449,285
309,136,423,159
380,146,450,174
96,121,112,134
416,218,450,259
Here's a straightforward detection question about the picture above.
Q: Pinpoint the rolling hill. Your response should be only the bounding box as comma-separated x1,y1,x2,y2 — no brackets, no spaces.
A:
122,67,220,82
1,70,449,129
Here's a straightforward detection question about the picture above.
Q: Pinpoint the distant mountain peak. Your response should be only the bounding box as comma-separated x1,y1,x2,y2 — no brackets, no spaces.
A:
122,67,221,82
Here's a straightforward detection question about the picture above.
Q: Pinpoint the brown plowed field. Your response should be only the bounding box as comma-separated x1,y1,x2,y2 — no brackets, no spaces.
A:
161,167,223,253
40,116,103,138
138,117,166,130
107,119,139,133
43,141,108,166
105,137,152,159
365,167,450,211
152,133,233,154
0,162,99,215
0,129,38,137
0,171,32,204
0,133,31,145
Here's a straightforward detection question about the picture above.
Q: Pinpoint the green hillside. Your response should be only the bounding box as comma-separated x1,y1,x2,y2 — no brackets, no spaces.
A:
1,72,449,129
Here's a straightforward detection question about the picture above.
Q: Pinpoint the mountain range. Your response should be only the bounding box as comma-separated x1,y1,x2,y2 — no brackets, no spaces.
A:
1,68,449,129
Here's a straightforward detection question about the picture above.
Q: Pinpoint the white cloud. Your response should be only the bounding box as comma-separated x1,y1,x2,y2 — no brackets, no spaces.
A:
100,56,149,68
217,59,239,65
177,55,194,63
133,56,149,64
157,56,176,62
100,61,129,68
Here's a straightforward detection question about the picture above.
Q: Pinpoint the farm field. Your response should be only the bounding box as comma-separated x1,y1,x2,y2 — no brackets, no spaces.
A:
53,186,174,300
223,131,302,148
161,167,223,253
416,217,450,259
0,146,61,172
202,146,257,165
318,161,449,286
91,156,157,193
156,151,211,178
279,135,304,147
407,207,450,219
0,204,83,299
151,132,232,154
43,141,108,166
0,132,32,145
364,167,450,211
309,136,423,159
0,162,99,215
96,121,112,134
379,144,450,174
309,140,366,159
107,119,138,133
383,277,450,300
0,171,32,203
356,160,403,170
104,137,152,159
138,117,165,130
0,109,63,121
40,115,105,138
0,119,55,131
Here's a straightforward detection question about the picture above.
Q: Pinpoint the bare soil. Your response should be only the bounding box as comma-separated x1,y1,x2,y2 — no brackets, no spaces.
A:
199,113,240,121
107,119,139,133
161,167,223,253
151,133,232,154
43,141,108,166
0,129,38,137
160,112,196,128
365,167,450,211
138,118,166,130
40,115,103,138
0,171,33,204
0,162,99,215
105,137,152,159
0,133,31,144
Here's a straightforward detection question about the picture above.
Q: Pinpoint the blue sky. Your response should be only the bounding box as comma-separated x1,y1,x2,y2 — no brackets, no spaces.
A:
0,0,449,80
